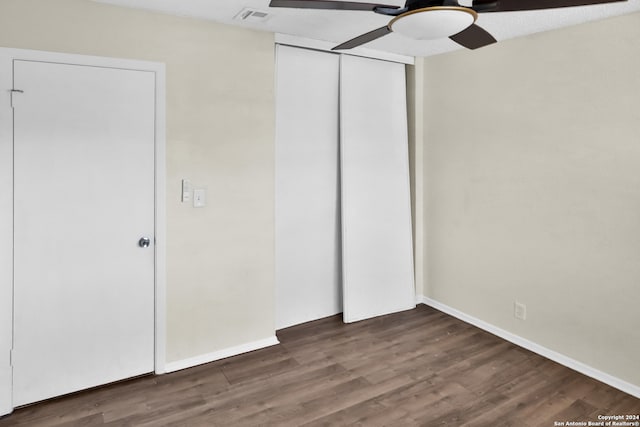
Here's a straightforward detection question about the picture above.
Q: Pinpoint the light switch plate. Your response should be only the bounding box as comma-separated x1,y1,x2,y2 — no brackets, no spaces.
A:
182,179,192,203
193,189,206,208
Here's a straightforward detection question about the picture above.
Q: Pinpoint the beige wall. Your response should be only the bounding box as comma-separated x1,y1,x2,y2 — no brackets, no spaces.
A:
421,13,640,387
0,0,275,363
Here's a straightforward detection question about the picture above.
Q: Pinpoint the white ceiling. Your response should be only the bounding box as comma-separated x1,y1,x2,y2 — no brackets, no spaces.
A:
93,0,640,57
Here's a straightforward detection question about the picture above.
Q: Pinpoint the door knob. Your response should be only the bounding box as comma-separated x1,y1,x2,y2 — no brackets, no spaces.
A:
138,237,151,248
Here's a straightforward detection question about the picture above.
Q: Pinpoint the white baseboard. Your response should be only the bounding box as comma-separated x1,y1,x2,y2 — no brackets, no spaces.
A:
164,336,280,373
417,295,640,399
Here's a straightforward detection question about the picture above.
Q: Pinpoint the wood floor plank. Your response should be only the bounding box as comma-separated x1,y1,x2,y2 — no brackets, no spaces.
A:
1,305,638,426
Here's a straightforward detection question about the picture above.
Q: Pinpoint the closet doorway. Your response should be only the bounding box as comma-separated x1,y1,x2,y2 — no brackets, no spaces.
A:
275,45,415,328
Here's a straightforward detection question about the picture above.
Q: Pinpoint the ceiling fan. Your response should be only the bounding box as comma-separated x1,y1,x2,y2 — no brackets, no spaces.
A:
268,0,626,50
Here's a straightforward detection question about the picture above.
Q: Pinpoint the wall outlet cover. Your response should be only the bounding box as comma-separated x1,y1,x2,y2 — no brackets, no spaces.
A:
514,302,527,320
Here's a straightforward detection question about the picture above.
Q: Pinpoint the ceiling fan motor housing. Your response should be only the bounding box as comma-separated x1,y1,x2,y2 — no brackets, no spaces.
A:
373,0,468,15
406,0,467,10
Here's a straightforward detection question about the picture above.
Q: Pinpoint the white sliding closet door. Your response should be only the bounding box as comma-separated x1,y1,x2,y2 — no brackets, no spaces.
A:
275,45,342,329
340,55,415,323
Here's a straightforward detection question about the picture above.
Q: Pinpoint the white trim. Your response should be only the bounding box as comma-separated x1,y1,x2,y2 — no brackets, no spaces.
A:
164,337,281,373
275,33,414,65
0,47,167,415
410,57,425,298
153,61,167,376
0,49,14,418
417,296,640,399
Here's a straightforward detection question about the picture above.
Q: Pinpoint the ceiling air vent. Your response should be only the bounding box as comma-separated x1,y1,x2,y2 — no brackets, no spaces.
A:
233,8,271,23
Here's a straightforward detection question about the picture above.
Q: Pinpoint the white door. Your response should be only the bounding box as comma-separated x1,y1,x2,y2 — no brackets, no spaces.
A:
275,46,342,329
12,60,156,406
340,55,416,323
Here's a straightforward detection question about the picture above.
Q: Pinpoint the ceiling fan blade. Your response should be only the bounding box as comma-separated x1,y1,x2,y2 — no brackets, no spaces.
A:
332,26,392,50
473,0,626,13
449,24,497,49
269,0,400,11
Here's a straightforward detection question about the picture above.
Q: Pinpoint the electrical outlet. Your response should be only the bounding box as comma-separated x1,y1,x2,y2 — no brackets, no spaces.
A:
514,302,527,320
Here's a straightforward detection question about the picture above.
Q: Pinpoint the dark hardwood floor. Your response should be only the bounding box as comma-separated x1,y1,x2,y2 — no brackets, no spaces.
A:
1,305,638,426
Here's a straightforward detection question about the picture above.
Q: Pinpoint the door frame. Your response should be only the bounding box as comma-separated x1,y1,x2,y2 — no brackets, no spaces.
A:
0,48,167,416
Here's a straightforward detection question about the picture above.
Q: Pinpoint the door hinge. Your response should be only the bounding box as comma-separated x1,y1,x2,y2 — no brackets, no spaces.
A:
10,89,24,108
9,349,12,366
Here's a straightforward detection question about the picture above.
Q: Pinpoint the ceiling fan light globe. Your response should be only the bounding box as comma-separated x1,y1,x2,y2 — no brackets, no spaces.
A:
389,7,477,40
